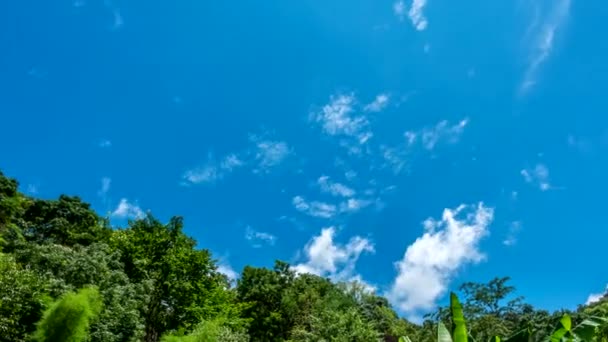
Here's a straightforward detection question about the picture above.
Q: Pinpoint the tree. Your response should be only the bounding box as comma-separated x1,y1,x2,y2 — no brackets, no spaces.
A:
111,216,232,342
33,287,103,342
0,253,49,342
237,261,295,341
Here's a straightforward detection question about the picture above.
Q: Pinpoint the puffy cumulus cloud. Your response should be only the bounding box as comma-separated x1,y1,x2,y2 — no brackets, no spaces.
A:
586,285,608,305
388,203,494,317
318,176,356,198
292,196,337,219
182,153,244,185
245,226,277,248
112,199,145,220
521,163,551,191
293,227,375,285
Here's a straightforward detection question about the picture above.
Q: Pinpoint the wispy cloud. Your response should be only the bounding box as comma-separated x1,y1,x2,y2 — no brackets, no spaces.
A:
245,226,277,248
419,119,468,150
388,203,494,318
586,285,607,305
104,0,124,31
404,118,469,151
251,137,292,173
293,196,337,219
393,1,406,21
182,153,244,185
112,198,144,219
521,163,551,191
503,221,523,246
364,93,390,113
25,184,38,195
98,177,111,197
318,176,356,198
409,0,429,31
520,0,571,94
293,227,375,285
99,139,112,148
339,198,373,214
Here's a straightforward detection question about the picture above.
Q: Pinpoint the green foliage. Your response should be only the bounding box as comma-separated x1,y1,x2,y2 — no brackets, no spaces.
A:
0,253,49,342
33,287,103,342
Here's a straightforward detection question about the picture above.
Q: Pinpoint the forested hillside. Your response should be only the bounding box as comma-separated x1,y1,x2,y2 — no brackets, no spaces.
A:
1,170,606,341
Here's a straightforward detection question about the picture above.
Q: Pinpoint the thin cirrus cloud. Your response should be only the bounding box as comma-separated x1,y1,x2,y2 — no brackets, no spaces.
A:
111,198,145,220
182,153,244,185
245,226,277,248
98,177,111,197
293,227,375,289
393,1,406,22
519,0,571,94
503,221,523,247
387,203,494,320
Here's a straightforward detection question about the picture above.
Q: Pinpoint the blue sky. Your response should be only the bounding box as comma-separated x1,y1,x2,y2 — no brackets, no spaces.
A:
1,0,607,320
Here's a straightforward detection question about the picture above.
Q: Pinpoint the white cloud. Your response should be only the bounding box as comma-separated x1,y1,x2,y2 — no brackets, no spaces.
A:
217,262,238,282
98,177,111,197
521,163,551,191
293,227,375,284
99,139,112,148
293,196,337,219
112,199,144,219
520,0,571,94
381,145,408,174
420,118,469,150
408,0,428,31
394,1,406,21
245,226,277,248
312,94,372,145
252,139,291,173
318,176,356,198
586,285,607,305
182,153,244,185
364,93,390,112
388,203,494,316
339,198,373,214
503,221,522,246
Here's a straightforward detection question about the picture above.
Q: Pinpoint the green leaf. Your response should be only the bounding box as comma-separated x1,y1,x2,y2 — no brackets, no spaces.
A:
450,292,468,342
439,322,453,342
399,337,413,342
550,314,572,342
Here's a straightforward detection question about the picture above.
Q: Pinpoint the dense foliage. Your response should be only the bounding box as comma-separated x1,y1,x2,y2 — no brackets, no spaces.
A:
0,170,606,341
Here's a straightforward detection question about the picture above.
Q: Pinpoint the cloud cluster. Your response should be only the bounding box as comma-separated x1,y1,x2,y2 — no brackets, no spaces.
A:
405,118,469,151
318,176,356,198
521,163,551,191
586,285,608,305
293,227,375,287
388,203,494,317
408,0,429,31
182,133,292,185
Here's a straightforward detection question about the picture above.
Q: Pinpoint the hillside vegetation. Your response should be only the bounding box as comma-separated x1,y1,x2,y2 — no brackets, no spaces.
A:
0,171,606,341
